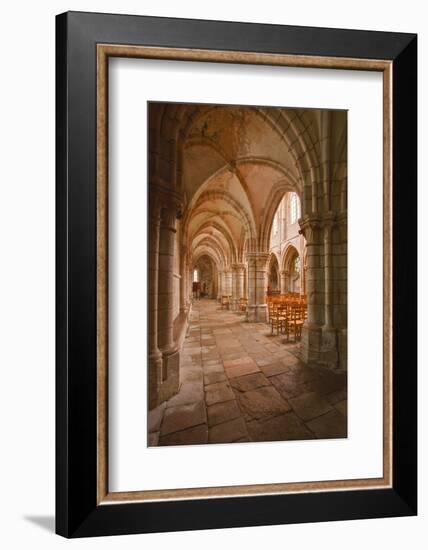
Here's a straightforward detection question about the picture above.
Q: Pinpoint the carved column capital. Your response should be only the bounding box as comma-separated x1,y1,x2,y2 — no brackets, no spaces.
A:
150,183,183,224
159,194,183,232
232,263,246,273
149,204,161,227
245,252,270,269
299,215,322,244
160,208,178,233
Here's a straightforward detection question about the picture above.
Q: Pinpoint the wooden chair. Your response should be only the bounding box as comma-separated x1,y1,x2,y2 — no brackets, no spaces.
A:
267,301,276,322
270,304,287,335
239,297,248,312
286,305,305,341
220,295,230,310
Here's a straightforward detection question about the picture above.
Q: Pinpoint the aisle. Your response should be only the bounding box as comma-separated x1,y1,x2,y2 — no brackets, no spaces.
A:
149,299,347,446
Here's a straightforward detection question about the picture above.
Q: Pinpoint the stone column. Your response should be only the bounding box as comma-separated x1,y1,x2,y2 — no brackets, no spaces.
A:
157,198,181,401
217,271,222,301
228,270,233,296
236,264,246,303
280,270,288,294
219,270,225,298
335,213,348,370
302,264,307,296
223,269,232,297
231,266,238,310
179,245,188,315
232,264,246,310
148,196,162,410
189,266,193,304
321,214,338,368
299,216,324,365
246,252,269,322
299,234,305,296
323,216,334,328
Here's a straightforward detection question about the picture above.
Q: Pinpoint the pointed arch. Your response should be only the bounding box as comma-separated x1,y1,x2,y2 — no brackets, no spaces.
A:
281,243,300,272
260,184,302,252
267,252,281,291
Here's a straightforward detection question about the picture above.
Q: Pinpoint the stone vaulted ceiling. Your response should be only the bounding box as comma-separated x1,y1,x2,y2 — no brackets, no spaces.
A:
149,102,346,270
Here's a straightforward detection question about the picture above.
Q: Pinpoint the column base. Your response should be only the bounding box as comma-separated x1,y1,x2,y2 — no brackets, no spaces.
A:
157,348,180,404
230,298,239,311
301,323,322,365
320,326,339,369
301,323,344,370
148,350,163,410
246,304,267,323
337,328,347,370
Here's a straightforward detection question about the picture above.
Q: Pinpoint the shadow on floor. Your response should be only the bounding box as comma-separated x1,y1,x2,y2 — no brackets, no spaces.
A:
24,515,55,533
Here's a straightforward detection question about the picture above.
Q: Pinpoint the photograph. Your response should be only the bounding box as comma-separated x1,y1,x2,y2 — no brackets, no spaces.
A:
148,101,348,446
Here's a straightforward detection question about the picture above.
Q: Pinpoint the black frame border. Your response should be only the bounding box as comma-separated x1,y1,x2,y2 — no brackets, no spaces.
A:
56,11,417,538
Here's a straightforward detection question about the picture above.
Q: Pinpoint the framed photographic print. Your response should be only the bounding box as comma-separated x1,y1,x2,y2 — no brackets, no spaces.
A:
56,11,417,537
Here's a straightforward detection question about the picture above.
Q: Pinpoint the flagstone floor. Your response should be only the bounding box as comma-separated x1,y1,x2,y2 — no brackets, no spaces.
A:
149,299,347,446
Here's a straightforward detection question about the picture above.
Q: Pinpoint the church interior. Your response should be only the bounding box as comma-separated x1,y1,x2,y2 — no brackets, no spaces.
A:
148,102,347,446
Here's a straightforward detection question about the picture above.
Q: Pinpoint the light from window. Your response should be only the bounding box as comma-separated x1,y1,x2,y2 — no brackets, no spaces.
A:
272,213,278,235
289,193,299,224
193,269,199,282
294,256,300,274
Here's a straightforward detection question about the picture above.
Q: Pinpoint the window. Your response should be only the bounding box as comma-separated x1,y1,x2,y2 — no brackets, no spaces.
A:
289,193,299,224
294,256,301,274
193,269,199,282
272,212,278,235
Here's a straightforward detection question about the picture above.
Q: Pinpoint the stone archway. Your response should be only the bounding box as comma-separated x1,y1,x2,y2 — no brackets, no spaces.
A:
267,253,280,293
281,245,301,294
194,255,216,298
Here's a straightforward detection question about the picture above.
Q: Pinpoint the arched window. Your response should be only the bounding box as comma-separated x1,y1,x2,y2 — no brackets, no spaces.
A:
193,269,199,282
289,193,300,224
294,255,301,274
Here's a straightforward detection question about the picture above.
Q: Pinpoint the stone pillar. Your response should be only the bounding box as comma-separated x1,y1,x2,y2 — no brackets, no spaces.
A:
217,270,222,301
246,252,269,322
179,246,188,315
232,264,246,310
298,235,304,295
148,197,162,410
321,214,338,368
219,270,225,298
231,266,238,310
300,261,305,296
323,216,334,328
236,264,246,302
335,213,348,370
280,270,288,294
211,267,217,299
157,198,181,402
223,269,232,297
228,270,233,296
299,216,324,365
189,266,193,304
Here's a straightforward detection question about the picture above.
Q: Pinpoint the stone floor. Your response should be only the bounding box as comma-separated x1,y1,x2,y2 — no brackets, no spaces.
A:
149,299,347,446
